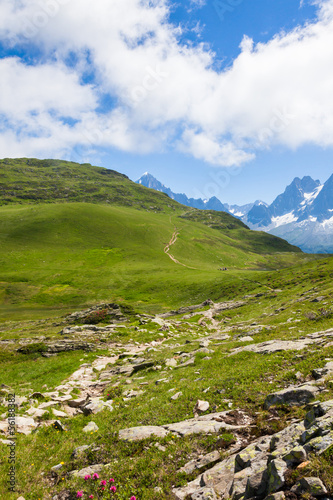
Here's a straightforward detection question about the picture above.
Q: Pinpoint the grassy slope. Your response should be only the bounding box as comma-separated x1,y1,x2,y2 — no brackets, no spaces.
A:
0,158,309,320
0,158,180,210
0,202,312,320
0,256,333,499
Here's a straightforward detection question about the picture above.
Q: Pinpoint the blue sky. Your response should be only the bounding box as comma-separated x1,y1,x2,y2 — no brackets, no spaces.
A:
0,0,333,204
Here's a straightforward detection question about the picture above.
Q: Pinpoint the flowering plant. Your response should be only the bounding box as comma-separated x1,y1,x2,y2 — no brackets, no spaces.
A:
76,474,136,499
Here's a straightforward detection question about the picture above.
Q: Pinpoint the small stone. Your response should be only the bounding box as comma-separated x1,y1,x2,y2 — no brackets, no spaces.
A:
194,400,210,415
53,409,68,418
30,392,45,399
51,463,63,471
171,392,182,401
67,398,87,408
166,358,178,367
155,443,166,452
53,420,67,432
26,408,48,418
191,487,217,499
297,461,310,470
83,421,99,433
71,445,91,459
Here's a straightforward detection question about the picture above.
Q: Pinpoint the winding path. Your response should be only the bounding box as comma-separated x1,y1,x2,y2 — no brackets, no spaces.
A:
164,229,197,269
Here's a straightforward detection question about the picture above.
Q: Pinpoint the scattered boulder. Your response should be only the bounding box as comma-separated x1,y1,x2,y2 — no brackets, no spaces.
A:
18,341,95,354
291,477,327,496
179,451,220,475
52,409,68,418
264,384,320,409
171,392,182,401
166,358,178,367
119,426,169,441
312,361,333,380
26,408,48,419
174,358,195,369
71,445,92,459
83,421,99,433
52,420,67,432
173,399,333,499
65,303,126,324
51,463,63,472
194,400,210,416
81,398,113,416
70,463,108,479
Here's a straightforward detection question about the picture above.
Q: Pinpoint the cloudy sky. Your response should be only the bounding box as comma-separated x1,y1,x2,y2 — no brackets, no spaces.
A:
0,0,333,203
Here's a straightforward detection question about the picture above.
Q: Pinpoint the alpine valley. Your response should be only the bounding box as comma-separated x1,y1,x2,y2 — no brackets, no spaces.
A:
2,159,333,500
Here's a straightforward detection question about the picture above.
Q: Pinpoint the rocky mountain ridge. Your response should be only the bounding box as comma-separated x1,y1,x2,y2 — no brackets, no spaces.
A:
136,172,333,253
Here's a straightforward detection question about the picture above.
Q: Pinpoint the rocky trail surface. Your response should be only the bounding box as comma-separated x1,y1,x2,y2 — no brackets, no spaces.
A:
164,228,197,269
2,298,333,499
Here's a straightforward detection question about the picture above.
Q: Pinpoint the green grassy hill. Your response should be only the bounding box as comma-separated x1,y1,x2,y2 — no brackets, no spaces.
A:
0,158,180,209
0,158,313,320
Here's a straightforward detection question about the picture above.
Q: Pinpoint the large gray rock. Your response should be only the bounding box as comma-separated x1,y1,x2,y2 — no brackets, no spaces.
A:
304,431,333,454
312,361,333,380
245,464,268,499
201,455,236,489
267,459,287,494
119,426,169,441
179,451,220,475
81,398,113,416
70,463,108,479
164,419,236,437
230,338,315,356
291,477,328,496
282,445,307,465
230,468,253,500
264,384,319,408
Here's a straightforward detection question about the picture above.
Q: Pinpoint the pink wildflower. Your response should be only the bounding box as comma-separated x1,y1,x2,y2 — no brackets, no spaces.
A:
130,497,137,500
110,485,117,492
93,473,100,480
77,492,83,499
100,480,107,486
84,474,91,480
109,478,115,482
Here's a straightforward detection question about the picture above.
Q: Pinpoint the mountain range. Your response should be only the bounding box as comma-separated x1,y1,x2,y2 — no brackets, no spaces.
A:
136,173,265,216
136,173,333,253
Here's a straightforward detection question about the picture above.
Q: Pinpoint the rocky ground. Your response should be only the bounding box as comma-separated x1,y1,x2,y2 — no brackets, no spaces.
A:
1,298,333,499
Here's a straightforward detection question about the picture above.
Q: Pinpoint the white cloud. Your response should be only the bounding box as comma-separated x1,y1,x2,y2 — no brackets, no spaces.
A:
189,0,207,8
0,0,333,166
